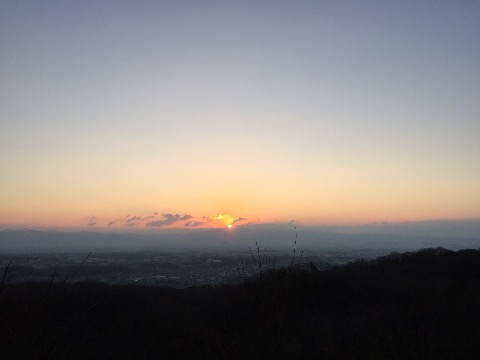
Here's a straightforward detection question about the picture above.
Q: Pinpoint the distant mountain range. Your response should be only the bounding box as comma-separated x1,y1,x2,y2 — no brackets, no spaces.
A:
1,220,479,253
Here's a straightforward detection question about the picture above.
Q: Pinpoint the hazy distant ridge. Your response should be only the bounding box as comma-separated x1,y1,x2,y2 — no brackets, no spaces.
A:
1,221,479,253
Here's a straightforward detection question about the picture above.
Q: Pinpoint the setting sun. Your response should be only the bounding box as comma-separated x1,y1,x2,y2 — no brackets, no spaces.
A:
227,224,233,229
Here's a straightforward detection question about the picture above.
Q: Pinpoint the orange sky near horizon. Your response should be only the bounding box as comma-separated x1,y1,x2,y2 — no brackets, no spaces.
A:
1,130,479,229
1,178,478,230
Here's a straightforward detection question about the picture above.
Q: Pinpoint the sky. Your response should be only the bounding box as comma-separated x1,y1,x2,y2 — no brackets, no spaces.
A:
1,0,479,230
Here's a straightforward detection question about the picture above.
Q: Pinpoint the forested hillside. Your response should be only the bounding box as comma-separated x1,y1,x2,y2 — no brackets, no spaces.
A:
1,248,479,359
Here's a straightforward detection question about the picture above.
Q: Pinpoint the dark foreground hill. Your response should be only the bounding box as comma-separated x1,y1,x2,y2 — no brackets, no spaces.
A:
1,248,479,359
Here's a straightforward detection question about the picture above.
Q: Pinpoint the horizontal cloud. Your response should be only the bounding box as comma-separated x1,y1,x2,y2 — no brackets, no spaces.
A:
86,216,96,227
127,215,154,223
109,212,247,228
146,213,192,227
185,221,205,227
233,217,248,224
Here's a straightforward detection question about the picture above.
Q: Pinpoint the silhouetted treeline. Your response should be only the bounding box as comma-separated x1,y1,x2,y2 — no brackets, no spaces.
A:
1,247,479,359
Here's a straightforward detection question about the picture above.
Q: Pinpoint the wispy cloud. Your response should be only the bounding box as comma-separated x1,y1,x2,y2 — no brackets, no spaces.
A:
107,212,246,228
126,215,153,223
185,221,205,227
108,213,157,226
85,216,96,227
233,217,248,224
146,213,192,227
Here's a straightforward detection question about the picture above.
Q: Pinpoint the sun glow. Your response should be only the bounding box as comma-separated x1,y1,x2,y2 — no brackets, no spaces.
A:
211,214,234,227
211,214,247,228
